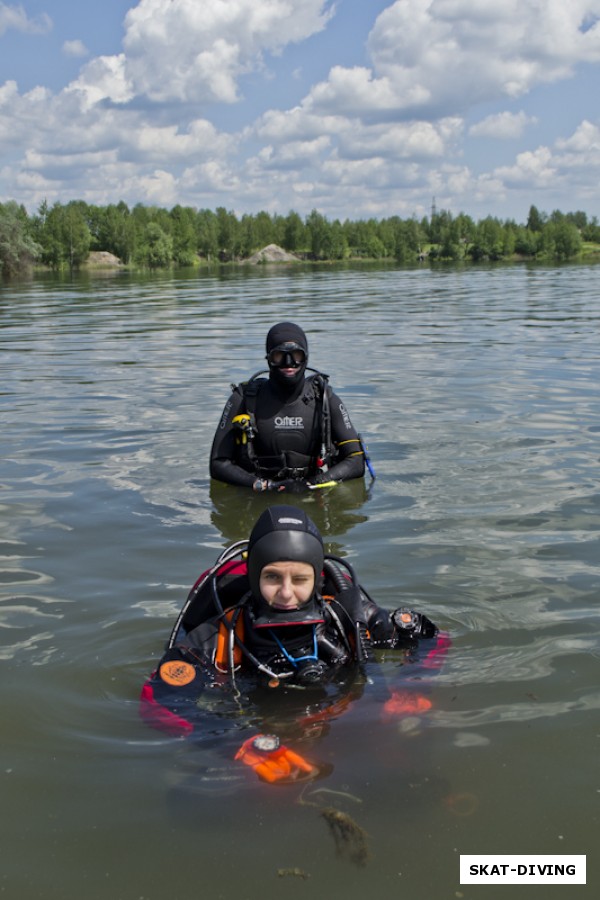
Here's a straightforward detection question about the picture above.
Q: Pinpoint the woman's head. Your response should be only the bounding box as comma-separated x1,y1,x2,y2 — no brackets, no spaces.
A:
265,322,308,390
258,560,315,611
247,505,324,610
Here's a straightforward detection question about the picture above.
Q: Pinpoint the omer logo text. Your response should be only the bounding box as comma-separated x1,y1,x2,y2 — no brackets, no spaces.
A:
274,416,304,428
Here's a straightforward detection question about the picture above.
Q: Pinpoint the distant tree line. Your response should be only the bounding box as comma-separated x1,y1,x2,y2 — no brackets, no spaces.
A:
1,198,599,277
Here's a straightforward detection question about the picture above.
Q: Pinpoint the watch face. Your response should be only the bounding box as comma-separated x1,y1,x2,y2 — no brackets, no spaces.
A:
252,734,280,752
394,609,419,630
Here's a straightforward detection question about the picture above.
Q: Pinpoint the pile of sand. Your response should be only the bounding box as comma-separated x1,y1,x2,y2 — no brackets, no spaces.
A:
86,251,122,267
244,244,300,264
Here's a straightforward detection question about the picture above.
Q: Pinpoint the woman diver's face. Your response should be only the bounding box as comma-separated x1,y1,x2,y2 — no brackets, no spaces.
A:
259,561,315,610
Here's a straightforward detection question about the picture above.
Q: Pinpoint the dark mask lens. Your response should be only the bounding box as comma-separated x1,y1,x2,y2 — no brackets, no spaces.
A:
268,346,306,368
269,349,285,366
291,349,306,365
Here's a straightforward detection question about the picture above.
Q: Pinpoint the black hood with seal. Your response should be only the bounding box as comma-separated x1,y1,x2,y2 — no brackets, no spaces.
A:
247,505,324,617
265,322,309,394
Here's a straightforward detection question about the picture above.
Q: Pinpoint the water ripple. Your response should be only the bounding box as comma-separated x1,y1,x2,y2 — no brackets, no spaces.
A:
2,265,600,897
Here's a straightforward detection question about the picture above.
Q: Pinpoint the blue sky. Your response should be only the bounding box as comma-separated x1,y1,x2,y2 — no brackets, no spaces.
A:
1,0,600,224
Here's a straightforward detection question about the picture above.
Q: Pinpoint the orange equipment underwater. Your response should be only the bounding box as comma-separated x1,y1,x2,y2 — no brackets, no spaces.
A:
235,734,319,784
382,690,433,720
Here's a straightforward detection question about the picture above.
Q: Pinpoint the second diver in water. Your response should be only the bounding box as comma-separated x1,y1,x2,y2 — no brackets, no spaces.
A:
209,322,368,492
141,506,448,784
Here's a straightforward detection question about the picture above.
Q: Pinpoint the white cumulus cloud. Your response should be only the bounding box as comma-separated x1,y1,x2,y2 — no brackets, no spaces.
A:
353,0,600,118
62,39,89,59
120,0,335,103
494,146,557,187
469,111,538,139
2,0,600,220
0,2,51,36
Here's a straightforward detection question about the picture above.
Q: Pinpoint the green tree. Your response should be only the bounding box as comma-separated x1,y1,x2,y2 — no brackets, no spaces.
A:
196,209,219,260
468,217,506,261
438,218,464,260
541,221,582,260
454,213,476,246
393,218,421,263
327,219,349,259
401,218,425,257
526,205,545,232
271,213,286,248
344,219,379,257
429,208,453,245
253,210,276,249
215,207,241,260
513,226,540,257
582,216,600,243
566,210,587,230
37,201,91,270
305,209,330,259
170,205,198,266
134,222,173,267
0,201,42,276
2,198,597,275
282,211,305,252
239,214,258,258
501,224,516,257
92,202,135,263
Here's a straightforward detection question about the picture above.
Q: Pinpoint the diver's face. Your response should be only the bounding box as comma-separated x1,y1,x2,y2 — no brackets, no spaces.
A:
259,561,315,610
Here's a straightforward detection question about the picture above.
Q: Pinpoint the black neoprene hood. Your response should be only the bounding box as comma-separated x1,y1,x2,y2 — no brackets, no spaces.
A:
247,505,324,603
265,322,309,392
265,322,308,357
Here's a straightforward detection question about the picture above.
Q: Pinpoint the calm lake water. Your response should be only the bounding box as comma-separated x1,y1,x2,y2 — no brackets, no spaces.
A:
1,262,598,899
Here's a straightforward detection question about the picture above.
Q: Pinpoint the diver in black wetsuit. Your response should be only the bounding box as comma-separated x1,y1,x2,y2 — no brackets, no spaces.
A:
140,506,445,782
209,322,366,492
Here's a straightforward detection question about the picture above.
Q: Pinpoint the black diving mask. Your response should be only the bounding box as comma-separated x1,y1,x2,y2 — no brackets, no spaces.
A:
267,344,307,368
